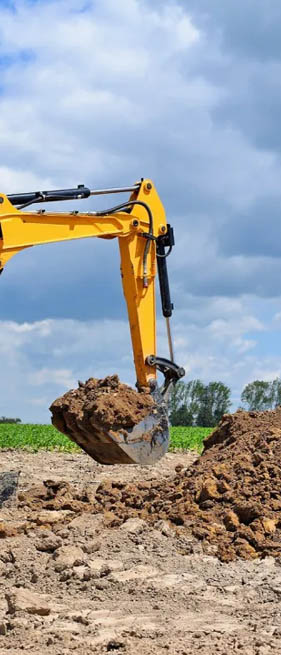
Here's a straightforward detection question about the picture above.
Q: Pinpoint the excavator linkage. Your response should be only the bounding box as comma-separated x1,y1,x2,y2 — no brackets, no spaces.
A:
0,179,185,465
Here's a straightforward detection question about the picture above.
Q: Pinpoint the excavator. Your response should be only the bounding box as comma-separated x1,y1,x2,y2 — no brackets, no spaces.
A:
0,179,185,465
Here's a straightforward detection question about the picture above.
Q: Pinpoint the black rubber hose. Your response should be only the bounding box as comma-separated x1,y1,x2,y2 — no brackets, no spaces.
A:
95,200,153,287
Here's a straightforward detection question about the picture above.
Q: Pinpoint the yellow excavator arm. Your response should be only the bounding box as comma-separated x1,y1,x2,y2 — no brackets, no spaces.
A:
0,179,185,464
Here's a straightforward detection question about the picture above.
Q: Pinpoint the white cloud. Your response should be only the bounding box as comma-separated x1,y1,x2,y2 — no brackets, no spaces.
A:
28,367,75,388
0,317,135,422
0,294,279,421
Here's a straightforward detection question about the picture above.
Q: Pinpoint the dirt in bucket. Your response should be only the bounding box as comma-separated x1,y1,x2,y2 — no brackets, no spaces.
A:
50,375,156,436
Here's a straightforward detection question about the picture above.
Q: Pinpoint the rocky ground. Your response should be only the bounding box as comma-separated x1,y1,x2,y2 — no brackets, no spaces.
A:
0,449,281,654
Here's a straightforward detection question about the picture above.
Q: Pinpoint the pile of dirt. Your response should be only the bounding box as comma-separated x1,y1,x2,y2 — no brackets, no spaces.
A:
91,408,281,561
7,408,281,561
50,375,157,464
46,408,281,561
2,451,281,655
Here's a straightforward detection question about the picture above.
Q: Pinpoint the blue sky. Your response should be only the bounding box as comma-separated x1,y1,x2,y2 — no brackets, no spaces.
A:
1,0,281,421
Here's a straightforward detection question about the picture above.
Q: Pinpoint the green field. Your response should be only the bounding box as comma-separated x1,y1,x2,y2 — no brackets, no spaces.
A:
0,424,214,454
169,426,213,452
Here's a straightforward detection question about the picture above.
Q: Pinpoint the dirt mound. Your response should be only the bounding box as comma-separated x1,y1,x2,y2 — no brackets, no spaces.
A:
6,408,281,562
50,375,157,464
2,451,281,654
47,407,281,562
91,407,281,561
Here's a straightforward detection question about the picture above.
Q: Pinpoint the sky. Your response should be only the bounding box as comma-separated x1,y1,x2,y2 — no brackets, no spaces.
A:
1,0,281,421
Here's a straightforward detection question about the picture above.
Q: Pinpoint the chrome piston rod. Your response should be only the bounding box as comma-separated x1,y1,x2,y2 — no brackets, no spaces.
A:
90,185,140,196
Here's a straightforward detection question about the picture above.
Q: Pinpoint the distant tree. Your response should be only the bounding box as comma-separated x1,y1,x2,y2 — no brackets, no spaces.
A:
168,381,189,420
196,386,214,427
0,417,21,424
196,382,231,427
170,405,194,426
241,380,274,411
271,378,281,407
241,377,281,411
187,379,205,424
169,380,205,426
210,381,232,425
169,379,230,426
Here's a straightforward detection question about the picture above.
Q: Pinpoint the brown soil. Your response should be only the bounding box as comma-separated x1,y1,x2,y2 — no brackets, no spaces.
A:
45,407,281,562
87,407,281,562
1,450,281,654
50,375,155,434
1,408,281,653
7,408,281,563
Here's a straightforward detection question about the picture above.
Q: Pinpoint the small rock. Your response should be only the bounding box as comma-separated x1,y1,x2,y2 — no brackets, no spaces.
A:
235,541,258,560
95,579,110,590
5,587,51,616
35,531,63,552
106,639,125,652
53,545,86,571
88,559,111,578
224,510,240,531
69,513,103,533
73,566,91,581
83,541,101,554
197,478,220,502
0,550,16,564
120,518,146,535
36,510,71,526
262,518,277,534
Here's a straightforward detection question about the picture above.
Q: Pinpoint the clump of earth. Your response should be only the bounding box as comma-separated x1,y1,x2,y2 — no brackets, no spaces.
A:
50,375,155,435
12,407,281,561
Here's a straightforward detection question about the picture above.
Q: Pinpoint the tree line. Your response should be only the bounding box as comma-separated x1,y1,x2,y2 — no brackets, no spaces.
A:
1,377,281,427
169,378,281,426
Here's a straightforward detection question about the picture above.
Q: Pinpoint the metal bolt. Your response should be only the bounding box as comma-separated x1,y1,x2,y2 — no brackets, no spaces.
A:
132,219,139,227
161,225,166,233
0,198,4,204
143,182,152,194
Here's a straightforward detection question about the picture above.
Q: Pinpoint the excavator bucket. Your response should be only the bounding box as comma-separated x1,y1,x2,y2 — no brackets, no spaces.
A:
50,376,170,466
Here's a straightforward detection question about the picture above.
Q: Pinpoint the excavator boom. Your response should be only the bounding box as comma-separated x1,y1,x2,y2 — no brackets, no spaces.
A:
0,179,185,464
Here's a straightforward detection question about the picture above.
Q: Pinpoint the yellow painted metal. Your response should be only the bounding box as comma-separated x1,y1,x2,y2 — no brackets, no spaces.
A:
0,179,167,389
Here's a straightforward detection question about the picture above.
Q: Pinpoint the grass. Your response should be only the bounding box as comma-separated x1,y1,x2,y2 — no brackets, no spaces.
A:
0,423,214,454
